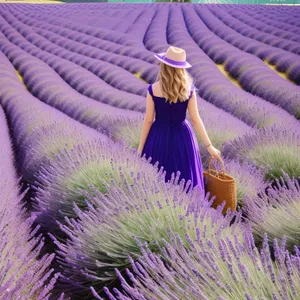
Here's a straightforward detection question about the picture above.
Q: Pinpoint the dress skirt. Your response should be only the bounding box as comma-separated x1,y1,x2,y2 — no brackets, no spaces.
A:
142,119,205,193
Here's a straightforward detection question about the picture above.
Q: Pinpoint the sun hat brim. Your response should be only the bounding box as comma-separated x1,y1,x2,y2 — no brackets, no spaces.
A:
154,52,192,69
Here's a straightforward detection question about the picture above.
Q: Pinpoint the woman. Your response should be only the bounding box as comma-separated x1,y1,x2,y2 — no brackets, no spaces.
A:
138,46,222,192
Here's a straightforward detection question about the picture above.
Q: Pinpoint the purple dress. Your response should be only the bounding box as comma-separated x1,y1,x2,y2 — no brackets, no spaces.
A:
142,83,205,193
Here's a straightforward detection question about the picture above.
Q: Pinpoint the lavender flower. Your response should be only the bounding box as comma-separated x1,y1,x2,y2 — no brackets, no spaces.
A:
245,170,300,252
51,170,243,296
102,229,300,299
0,106,62,299
222,125,300,181
32,137,162,238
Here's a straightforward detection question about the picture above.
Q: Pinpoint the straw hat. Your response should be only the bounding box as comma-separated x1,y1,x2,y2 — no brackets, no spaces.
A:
154,46,192,69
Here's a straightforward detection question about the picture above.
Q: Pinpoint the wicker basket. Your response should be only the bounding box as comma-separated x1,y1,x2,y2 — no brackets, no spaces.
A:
203,157,237,214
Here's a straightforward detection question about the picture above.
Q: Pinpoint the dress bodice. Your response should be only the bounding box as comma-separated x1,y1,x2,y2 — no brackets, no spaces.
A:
148,84,194,124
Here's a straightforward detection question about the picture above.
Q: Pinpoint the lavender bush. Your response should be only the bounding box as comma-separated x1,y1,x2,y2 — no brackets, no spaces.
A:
245,170,300,252
167,5,298,130
185,5,300,119
222,125,300,181
32,138,162,238
0,106,63,300
50,170,243,296
99,114,143,148
0,49,105,183
99,230,300,300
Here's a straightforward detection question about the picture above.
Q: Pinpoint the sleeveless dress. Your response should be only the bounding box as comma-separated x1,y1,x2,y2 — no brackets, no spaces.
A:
142,83,205,193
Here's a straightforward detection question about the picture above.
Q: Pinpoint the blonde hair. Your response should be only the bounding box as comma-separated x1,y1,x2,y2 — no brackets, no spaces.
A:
156,63,194,104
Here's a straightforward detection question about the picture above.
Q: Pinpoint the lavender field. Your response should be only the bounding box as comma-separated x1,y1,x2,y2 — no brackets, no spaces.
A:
0,2,300,299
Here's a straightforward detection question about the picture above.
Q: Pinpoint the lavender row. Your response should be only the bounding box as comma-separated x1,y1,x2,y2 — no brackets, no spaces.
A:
166,5,298,129
222,125,300,181
220,5,300,39
4,4,298,129
196,4,300,78
208,7,300,63
0,15,147,112
143,6,169,52
17,9,159,73
124,8,155,46
101,225,300,300
221,5,300,33
1,35,267,209
0,105,62,300
22,8,151,54
50,166,244,296
224,7,300,44
255,6,300,27
245,171,300,253
238,9,300,37
0,47,106,184
0,32,145,143
21,4,143,48
7,9,158,86
190,5,300,113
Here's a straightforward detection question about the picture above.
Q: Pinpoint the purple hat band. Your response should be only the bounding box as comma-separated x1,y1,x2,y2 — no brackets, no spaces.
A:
154,53,192,68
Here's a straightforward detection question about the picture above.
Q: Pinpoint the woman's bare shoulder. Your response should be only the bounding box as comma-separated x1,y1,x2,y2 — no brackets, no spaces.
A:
152,81,160,89
152,81,163,97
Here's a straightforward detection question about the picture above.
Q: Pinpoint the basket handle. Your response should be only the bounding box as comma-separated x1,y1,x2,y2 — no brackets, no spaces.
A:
208,156,225,175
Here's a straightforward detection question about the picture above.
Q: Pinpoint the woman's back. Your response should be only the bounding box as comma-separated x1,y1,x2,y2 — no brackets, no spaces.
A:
148,83,194,124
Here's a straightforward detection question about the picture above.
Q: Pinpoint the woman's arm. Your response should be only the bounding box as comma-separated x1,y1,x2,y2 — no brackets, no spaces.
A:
137,91,155,155
187,91,212,147
187,91,221,160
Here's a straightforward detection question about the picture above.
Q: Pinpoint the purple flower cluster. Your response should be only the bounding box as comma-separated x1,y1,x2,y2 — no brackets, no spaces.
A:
100,229,300,300
50,168,242,296
0,106,63,299
0,50,106,183
0,32,144,143
186,5,300,119
222,125,300,181
245,170,300,252
166,5,298,130
1,4,298,129
33,137,162,238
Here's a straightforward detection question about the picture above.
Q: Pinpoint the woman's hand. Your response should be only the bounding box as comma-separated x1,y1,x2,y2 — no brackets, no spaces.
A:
207,145,222,161
137,146,143,156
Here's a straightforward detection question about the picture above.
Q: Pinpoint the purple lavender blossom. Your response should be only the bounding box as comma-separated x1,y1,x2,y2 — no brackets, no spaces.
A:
0,106,62,299
245,170,300,253
50,169,242,296
222,125,300,181
101,229,300,299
